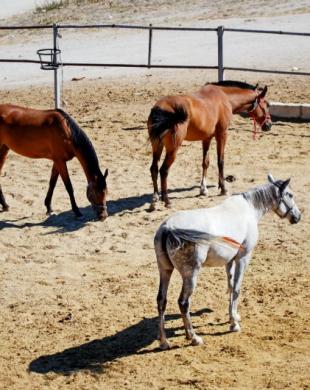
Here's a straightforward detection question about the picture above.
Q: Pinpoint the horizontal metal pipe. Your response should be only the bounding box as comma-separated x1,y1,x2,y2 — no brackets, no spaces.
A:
61,62,218,69
57,24,217,32
0,25,53,30
225,66,310,76
0,58,42,64
0,24,309,36
225,28,310,36
1,59,309,76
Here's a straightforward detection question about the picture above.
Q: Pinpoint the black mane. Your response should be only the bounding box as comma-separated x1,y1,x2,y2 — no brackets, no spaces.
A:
57,109,101,176
209,80,257,90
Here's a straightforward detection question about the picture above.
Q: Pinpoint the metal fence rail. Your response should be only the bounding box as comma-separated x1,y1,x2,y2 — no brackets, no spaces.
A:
0,23,309,108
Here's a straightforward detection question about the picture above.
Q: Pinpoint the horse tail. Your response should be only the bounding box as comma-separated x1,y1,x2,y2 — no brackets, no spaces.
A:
159,227,215,253
148,104,188,143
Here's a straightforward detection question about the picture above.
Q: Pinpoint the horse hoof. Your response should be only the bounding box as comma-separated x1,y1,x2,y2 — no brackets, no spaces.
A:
159,340,171,350
200,189,208,196
230,323,241,332
2,205,9,212
165,202,171,209
149,203,156,212
191,335,204,346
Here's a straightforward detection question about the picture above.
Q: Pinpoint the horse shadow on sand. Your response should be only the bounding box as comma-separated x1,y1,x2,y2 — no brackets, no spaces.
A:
28,307,232,376
0,185,209,233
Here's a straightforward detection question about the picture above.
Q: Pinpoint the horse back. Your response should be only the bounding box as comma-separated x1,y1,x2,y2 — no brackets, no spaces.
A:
0,104,62,128
0,104,74,159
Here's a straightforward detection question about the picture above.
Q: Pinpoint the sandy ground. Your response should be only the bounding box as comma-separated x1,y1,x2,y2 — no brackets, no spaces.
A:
1,1,310,389
0,71,309,390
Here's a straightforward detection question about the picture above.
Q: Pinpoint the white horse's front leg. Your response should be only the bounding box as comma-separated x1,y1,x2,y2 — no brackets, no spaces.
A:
226,260,241,322
229,254,251,332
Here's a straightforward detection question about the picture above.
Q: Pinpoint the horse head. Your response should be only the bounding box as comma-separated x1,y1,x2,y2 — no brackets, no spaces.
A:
268,173,301,224
87,169,108,221
248,86,272,131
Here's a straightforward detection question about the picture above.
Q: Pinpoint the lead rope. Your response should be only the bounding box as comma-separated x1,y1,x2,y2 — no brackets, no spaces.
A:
251,116,258,140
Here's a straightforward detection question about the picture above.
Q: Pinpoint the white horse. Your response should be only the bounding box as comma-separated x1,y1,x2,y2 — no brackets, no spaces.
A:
154,174,301,350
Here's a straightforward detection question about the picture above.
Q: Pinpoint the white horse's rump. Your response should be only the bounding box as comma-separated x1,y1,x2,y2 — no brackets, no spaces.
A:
155,174,301,350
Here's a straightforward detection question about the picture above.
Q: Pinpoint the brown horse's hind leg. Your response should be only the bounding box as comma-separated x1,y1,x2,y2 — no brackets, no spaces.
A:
160,149,178,208
44,163,59,215
200,139,211,196
215,129,228,195
149,141,164,211
55,160,82,217
0,145,9,211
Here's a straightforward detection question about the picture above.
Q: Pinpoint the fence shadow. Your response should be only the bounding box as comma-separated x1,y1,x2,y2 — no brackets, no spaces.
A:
28,308,212,375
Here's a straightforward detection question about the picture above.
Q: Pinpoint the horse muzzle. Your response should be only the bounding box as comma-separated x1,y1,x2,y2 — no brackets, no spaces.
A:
262,122,272,131
289,213,301,224
93,205,108,221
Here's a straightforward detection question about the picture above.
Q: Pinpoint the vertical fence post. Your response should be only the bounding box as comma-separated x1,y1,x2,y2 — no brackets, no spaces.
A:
148,24,153,68
53,24,61,109
217,25,224,81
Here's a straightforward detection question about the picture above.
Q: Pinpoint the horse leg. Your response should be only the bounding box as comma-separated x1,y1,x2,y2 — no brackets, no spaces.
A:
154,229,174,349
200,139,211,196
178,268,203,346
0,145,9,211
157,267,173,350
215,129,228,195
226,260,241,322
44,163,59,215
55,160,82,217
229,255,251,332
149,141,164,211
160,150,178,208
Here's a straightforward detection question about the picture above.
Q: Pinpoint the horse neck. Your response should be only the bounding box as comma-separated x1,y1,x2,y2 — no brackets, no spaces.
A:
58,109,102,184
75,149,101,184
243,183,278,220
223,89,257,113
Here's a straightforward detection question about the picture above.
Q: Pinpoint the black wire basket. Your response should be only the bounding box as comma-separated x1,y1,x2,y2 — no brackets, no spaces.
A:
37,48,61,70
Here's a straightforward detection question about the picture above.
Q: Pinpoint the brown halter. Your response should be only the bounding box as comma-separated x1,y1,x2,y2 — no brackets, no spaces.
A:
247,97,271,140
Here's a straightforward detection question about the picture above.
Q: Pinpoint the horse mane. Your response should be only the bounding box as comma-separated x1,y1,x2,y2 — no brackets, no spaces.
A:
57,109,101,176
209,80,257,90
241,182,280,212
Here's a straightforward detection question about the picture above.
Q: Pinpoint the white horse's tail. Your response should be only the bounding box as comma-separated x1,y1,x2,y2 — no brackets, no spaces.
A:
161,227,244,252
162,227,215,251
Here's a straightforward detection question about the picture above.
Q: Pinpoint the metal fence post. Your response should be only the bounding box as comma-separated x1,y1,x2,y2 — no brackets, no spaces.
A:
217,25,224,81
53,24,61,109
148,24,153,68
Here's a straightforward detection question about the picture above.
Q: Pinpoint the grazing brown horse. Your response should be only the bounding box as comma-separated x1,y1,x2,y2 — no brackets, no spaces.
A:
148,80,272,210
0,104,108,220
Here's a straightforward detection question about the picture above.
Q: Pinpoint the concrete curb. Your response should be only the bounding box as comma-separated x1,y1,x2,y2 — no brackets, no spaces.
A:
269,102,310,120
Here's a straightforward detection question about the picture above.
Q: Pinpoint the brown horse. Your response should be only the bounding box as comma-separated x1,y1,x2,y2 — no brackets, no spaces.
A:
0,104,108,220
147,80,272,210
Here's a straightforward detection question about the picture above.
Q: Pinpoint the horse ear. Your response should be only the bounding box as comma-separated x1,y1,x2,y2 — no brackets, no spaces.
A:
104,169,108,179
280,178,291,191
267,173,275,184
258,85,268,99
